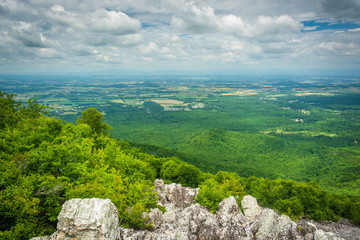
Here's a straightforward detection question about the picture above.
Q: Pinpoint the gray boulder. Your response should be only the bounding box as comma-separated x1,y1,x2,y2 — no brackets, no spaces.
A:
174,203,219,240
216,196,247,239
155,179,198,208
31,180,353,240
253,208,303,240
31,198,119,240
241,195,262,220
301,218,360,240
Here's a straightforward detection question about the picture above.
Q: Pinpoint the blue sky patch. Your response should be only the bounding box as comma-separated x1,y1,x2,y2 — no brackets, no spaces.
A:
301,20,360,32
178,34,191,38
141,23,153,28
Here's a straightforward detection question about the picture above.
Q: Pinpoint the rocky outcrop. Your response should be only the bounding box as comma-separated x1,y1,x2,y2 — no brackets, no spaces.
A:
241,195,262,220
297,218,360,240
32,179,355,240
155,179,198,208
215,196,246,239
31,198,119,240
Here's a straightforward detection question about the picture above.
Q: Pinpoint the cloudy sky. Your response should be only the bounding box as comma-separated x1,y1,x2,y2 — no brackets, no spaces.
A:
0,0,360,75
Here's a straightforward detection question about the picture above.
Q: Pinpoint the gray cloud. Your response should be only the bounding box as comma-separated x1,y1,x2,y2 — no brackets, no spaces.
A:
10,21,47,48
0,4,9,14
0,0,359,73
321,0,360,20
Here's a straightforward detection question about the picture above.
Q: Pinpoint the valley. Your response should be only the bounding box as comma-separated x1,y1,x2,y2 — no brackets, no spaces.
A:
1,74,359,196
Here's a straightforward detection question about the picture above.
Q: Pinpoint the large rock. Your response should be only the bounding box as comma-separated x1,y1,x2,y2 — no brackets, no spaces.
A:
252,208,303,240
57,198,119,240
146,208,164,229
216,196,247,239
32,180,352,240
32,198,119,240
119,203,219,240
301,218,360,240
155,179,198,208
297,219,354,240
173,203,219,240
241,195,262,220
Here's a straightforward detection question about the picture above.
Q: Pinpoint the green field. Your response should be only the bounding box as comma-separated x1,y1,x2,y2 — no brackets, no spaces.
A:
1,75,359,196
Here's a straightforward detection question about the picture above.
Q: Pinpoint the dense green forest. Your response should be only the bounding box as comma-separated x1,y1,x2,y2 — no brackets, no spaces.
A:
1,76,360,197
107,92,360,196
1,91,359,239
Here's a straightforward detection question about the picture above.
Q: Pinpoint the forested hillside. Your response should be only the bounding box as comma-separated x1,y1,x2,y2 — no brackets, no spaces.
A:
2,76,360,197
1,91,359,239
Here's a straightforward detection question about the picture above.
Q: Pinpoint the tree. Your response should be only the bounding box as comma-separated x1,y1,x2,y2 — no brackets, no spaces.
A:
176,163,200,188
76,108,111,135
159,160,178,182
20,99,47,119
196,178,229,212
0,91,20,129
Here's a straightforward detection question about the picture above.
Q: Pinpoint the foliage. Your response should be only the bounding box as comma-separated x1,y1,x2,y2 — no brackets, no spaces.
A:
196,171,246,212
0,91,20,129
0,103,159,238
3,77,360,197
196,178,228,212
159,160,201,188
1,95,360,239
76,108,111,135
196,174,360,225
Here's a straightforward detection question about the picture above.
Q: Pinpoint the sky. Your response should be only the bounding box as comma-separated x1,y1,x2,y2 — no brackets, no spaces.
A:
0,0,360,75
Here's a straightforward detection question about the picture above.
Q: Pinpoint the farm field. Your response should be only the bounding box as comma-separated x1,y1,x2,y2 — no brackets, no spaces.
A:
1,74,360,196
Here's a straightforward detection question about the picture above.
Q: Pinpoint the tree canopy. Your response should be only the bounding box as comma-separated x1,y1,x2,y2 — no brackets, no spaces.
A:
0,92,359,239
76,108,111,135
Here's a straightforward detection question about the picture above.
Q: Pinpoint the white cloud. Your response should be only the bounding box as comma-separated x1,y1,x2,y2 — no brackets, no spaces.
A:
303,26,317,31
170,2,218,33
139,41,159,54
38,48,59,58
222,52,237,62
88,9,141,35
0,0,359,74
318,41,359,56
46,5,141,35
219,14,245,33
255,15,301,34
349,28,360,32
167,1,302,44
